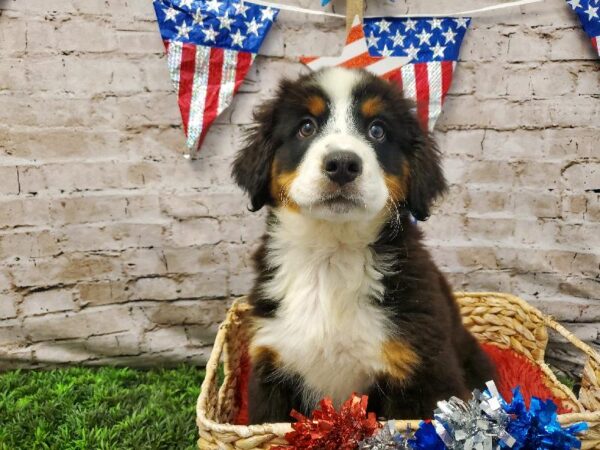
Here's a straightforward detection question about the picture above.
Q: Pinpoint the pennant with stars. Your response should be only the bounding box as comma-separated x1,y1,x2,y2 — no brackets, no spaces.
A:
154,0,279,155
566,0,600,57
363,16,471,130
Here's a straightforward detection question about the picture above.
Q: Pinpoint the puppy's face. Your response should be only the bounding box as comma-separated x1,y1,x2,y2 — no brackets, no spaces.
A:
233,67,446,222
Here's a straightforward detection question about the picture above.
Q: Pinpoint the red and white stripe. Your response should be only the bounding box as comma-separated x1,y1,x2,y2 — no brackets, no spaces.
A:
301,16,409,78
165,41,254,152
388,61,455,130
592,36,600,57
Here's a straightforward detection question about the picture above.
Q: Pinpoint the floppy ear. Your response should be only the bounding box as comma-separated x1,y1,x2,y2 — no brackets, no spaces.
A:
407,131,447,221
231,97,279,212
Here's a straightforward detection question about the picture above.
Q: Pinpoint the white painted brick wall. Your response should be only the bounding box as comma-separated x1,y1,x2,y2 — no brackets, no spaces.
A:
0,0,598,371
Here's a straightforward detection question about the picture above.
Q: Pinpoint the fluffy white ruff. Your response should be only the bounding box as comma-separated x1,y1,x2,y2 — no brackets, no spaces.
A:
252,208,394,408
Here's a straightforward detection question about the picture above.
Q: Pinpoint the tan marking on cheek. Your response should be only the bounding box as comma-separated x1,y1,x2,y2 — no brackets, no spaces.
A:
269,162,300,212
361,97,384,118
384,160,410,205
381,340,420,383
250,345,281,366
384,174,407,203
306,95,326,117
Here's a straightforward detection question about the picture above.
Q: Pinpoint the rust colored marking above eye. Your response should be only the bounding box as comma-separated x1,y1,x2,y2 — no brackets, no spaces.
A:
361,97,384,118
306,95,327,117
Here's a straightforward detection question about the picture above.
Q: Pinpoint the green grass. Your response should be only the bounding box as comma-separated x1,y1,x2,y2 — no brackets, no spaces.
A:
0,365,206,450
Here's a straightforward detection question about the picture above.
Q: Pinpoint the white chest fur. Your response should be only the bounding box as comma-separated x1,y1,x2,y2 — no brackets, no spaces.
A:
252,209,392,407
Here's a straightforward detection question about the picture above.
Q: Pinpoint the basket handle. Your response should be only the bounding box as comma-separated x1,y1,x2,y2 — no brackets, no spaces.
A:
543,315,600,411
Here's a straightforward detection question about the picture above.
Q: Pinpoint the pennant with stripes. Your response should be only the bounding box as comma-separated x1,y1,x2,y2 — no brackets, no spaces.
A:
301,16,410,81
362,16,471,130
154,0,279,155
566,0,600,57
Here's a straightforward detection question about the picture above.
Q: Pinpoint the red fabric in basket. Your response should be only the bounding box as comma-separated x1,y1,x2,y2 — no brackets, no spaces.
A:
481,343,571,414
233,342,571,425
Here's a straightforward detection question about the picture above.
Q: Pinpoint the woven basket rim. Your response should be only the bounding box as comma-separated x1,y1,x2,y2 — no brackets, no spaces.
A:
197,292,600,441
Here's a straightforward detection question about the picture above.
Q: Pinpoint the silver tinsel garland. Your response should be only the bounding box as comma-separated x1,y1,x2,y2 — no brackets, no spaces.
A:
358,421,413,450
432,381,516,450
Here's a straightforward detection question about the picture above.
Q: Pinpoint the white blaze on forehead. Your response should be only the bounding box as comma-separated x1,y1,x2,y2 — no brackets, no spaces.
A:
287,67,390,221
315,67,363,134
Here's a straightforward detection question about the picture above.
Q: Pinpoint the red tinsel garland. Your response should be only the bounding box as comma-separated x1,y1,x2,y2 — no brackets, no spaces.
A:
272,394,381,450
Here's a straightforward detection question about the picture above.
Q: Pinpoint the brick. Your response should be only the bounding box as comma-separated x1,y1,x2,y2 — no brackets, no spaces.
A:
0,230,60,261
60,19,118,53
120,248,169,278
185,324,220,345
0,197,51,229
513,190,561,218
465,188,512,214
57,223,166,253
117,31,165,55
129,271,228,301
0,320,26,346
549,27,600,61
169,218,221,247
24,305,134,341
138,299,229,326
575,64,600,95
460,26,509,62
507,31,551,62
0,58,28,91
78,280,129,306
0,293,18,319
562,162,600,192
18,161,162,194
10,253,121,288
143,326,189,352
160,191,247,219
2,128,121,161
49,194,160,224
434,129,485,158
85,331,141,357
219,215,266,244
31,341,91,364
21,288,77,316
161,245,227,274
0,166,19,195
0,15,27,55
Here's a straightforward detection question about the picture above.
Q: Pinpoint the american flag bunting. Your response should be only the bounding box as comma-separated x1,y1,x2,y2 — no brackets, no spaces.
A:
154,0,279,155
363,16,471,130
301,16,410,79
566,0,600,56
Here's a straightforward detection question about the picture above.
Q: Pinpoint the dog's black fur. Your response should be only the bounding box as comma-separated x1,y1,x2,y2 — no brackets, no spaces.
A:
232,68,496,423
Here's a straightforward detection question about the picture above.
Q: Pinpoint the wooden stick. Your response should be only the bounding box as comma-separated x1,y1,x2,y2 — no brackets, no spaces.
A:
346,0,364,31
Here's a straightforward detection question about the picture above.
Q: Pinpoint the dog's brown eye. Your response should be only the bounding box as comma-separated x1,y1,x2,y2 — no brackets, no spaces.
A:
298,119,317,138
368,122,386,142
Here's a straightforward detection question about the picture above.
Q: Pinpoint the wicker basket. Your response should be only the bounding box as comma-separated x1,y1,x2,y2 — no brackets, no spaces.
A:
197,292,600,449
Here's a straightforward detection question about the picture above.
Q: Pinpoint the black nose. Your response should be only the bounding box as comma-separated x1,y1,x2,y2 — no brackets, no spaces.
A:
323,151,363,186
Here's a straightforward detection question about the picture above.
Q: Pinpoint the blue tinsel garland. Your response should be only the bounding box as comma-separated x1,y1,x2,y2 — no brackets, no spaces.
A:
360,382,588,450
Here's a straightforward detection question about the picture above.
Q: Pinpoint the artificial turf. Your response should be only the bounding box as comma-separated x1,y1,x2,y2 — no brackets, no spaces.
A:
0,365,206,450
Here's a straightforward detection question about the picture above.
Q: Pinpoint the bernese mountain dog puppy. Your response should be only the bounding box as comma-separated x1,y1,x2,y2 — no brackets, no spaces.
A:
231,67,496,424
